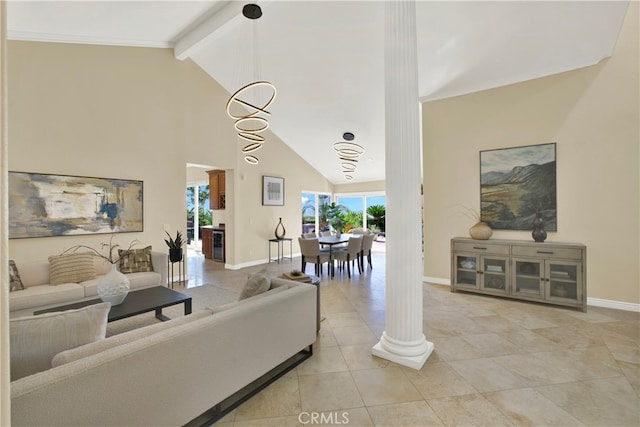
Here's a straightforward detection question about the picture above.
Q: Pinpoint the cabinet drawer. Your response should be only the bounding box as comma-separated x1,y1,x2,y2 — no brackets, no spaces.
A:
511,245,583,260
453,242,510,255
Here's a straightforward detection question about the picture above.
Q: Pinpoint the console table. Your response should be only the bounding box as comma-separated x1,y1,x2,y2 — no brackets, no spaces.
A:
268,238,292,263
451,238,587,311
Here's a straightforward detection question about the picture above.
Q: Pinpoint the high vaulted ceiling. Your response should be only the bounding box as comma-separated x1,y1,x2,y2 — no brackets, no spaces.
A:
7,1,630,184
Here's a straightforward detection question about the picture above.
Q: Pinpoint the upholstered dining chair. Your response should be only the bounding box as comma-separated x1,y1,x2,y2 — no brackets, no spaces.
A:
332,236,362,278
298,237,331,276
319,231,332,237
360,233,375,270
301,232,317,239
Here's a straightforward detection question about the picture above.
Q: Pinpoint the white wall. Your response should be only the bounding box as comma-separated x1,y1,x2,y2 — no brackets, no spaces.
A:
422,2,639,305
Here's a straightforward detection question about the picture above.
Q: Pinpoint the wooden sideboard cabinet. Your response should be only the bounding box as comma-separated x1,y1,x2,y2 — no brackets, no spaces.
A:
451,238,587,311
207,170,226,210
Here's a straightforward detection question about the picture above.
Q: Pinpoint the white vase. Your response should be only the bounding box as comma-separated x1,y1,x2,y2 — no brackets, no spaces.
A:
98,264,130,306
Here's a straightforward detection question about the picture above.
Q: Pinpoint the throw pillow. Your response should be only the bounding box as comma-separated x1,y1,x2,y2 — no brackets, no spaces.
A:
9,260,24,292
239,268,271,300
48,252,97,285
118,246,154,274
10,302,110,380
212,285,287,313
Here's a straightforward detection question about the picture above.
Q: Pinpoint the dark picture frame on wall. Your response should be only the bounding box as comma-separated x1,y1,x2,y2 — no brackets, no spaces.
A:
8,171,144,239
480,143,557,231
262,176,285,206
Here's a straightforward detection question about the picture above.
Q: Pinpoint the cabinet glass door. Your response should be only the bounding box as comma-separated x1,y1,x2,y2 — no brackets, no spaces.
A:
480,257,508,295
454,254,479,290
547,261,581,302
512,259,544,299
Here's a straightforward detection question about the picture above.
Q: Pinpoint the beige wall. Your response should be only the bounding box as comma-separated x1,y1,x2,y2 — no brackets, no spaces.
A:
422,2,639,305
7,41,332,268
334,180,385,194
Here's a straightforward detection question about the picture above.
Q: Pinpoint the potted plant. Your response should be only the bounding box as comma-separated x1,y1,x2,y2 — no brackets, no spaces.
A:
165,230,184,262
326,202,348,236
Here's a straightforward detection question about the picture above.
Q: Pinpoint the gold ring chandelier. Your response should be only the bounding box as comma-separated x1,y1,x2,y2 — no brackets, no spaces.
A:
226,4,276,165
226,80,277,164
333,140,365,181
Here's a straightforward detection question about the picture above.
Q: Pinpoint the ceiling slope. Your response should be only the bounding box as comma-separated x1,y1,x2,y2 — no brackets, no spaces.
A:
7,1,629,183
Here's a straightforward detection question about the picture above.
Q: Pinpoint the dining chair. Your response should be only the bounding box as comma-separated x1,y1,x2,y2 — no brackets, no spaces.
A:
319,231,332,237
360,233,375,270
298,237,330,276
301,232,317,239
332,236,362,278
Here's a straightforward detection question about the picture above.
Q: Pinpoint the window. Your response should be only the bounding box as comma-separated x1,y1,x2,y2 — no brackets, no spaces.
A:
335,192,386,232
301,192,331,234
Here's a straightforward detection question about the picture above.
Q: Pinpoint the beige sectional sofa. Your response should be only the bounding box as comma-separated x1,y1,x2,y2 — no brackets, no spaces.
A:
11,278,317,426
9,251,168,317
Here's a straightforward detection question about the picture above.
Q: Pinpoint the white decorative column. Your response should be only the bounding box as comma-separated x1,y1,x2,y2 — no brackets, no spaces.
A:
372,0,434,370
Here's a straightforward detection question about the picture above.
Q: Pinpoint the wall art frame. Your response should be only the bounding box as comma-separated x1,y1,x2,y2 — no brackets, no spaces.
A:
480,142,557,231
9,171,143,239
262,176,284,206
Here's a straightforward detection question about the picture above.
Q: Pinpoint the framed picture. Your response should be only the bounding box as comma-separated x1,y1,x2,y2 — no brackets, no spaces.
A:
480,143,556,231
262,176,284,206
9,171,143,239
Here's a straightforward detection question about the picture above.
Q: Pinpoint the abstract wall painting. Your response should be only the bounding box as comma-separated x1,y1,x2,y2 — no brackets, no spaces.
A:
262,176,284,206
9,172,143,239
480,143,557,231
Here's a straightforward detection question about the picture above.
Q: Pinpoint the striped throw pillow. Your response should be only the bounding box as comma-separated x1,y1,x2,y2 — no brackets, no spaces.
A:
48,253,97,285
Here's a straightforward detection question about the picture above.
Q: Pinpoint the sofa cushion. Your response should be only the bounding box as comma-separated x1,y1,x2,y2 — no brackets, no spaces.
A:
9,283,86,312
118,246,154,274
82,271,161,298
48,253,97,285
9,260,25,292
211,285,288,314
239,269,271,300
52,309,212,367
10,302,110,380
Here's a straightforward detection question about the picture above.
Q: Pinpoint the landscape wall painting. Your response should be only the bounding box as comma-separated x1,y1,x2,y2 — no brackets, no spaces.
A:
9,172,143,239
480,143,556,231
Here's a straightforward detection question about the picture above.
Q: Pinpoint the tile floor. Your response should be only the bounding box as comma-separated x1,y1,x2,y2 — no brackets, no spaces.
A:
181,247,640,426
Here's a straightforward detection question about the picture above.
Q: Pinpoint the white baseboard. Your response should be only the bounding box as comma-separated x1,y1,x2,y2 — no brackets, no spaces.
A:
225,252,302,271
423,276,450,286
226,259,269,270
422,276,640,313
587,297,640,312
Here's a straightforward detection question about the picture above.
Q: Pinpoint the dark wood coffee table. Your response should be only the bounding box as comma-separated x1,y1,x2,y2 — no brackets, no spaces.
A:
34,286,192,322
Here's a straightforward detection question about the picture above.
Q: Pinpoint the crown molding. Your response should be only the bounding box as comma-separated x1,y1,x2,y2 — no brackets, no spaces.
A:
7,30,171,49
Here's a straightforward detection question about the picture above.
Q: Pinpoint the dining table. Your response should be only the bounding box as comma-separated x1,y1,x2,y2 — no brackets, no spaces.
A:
318,235,351,278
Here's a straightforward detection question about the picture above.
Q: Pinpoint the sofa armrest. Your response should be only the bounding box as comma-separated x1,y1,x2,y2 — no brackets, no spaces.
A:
151,251,168,286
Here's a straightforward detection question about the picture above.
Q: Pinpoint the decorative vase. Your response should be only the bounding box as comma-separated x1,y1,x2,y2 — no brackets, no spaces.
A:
469,222,493,240
275,217,286,239
532,212,547,242
97,264,130,306
169,248,183,263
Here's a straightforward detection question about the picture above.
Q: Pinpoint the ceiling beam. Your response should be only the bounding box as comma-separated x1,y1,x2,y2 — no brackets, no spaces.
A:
173,1,242,61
